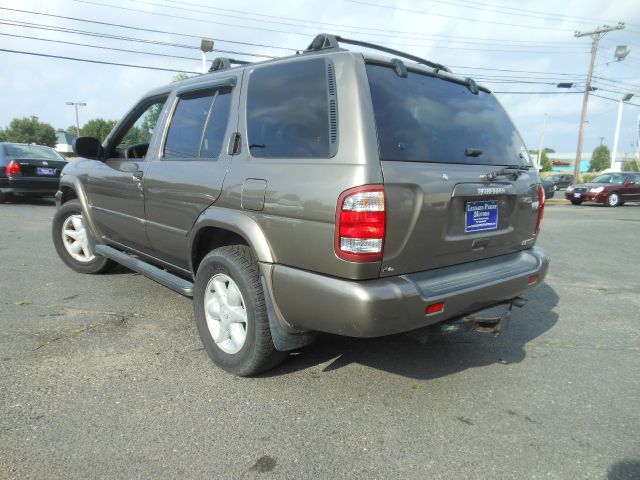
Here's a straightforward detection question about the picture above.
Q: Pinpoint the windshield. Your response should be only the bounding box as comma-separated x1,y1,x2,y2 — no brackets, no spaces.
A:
366,63,529,166
592,174,624,184
3,144,65,161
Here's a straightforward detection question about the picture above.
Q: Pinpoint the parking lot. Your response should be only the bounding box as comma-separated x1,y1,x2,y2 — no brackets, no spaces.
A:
1,199,639,479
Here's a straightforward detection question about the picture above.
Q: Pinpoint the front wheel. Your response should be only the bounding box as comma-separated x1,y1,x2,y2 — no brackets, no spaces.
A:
194,245,286,376
52,200,114,274
606,192,621,207
570,199,583,205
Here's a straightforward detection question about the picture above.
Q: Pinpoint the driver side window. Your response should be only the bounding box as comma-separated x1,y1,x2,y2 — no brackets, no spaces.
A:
115,98,167,157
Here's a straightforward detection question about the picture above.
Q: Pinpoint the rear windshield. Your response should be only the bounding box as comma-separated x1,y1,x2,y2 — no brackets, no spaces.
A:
366,64,529,166
3,144,65,161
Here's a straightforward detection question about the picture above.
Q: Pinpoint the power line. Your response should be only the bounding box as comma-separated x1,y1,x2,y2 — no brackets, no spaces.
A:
0,19,274,58
72,0,588,54
126,0,586,48
0,6,295,51
0,47,200,73
344,0,576,32
404,0,638,29
591,93,640,108
0,31,271,61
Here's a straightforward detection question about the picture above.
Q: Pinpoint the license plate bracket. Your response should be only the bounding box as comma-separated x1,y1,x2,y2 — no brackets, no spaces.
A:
465,200,499,233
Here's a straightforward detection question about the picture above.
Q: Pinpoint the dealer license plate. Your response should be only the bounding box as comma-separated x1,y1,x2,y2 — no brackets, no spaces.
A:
465,200,499,233
574,193,581,198
36,167,56,176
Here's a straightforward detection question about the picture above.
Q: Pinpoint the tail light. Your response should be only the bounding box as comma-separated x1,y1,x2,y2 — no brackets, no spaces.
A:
535,183,545,234
335,185,385,262
6,160,21,175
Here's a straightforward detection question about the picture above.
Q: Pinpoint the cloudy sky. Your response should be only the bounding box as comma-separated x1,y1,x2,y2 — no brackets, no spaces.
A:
1,0,639,156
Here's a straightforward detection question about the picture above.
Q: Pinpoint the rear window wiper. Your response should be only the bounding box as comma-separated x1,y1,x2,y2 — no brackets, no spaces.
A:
484,164,531,181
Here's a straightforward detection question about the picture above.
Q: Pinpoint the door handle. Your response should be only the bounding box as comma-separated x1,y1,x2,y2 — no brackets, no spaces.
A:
132,171,143,181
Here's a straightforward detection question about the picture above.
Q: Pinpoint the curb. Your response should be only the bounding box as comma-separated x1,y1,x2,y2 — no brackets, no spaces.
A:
546,199,569,204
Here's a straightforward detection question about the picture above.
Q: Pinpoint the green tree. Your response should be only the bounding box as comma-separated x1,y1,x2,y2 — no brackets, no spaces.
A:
172,72,191,82
589,145,611,172
81,118,117,142
67,125,80,136
1,117,57,146
0,129,6,142
623,159,640,171
529,148,554,172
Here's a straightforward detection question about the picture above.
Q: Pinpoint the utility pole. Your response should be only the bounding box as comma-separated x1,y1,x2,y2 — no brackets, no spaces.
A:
65,101,86,136
573,23,625,182
536,113,548,171
598,136,604,145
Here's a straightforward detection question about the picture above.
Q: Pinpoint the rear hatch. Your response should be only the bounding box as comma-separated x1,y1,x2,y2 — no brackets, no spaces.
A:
365,62,542,276
3,144,67,178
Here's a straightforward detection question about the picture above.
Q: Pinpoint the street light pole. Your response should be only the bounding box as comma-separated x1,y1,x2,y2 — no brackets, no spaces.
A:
536,113,548,171
611,93,634,171
573,23,625,181
65,101,87,136
200,38,214,74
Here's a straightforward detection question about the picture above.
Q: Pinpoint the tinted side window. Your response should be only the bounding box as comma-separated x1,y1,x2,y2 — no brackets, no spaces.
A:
200,90,232,159
247,59,333,158
165,93,213,159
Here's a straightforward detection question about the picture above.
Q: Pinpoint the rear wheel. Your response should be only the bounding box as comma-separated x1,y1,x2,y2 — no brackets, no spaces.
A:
194,245,286,376
52,200,114,274
570,199,583,205
0,192,12,203
606,192,621,207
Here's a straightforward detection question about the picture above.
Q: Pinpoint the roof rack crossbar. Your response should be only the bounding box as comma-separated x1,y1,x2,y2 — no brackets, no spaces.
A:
305,33,450,73
209,57,251,72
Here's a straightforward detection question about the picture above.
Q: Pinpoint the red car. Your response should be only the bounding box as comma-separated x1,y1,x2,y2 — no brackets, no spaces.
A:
565,172,640,207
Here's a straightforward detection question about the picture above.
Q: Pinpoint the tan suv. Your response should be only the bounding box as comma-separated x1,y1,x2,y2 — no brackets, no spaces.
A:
53,34,550,376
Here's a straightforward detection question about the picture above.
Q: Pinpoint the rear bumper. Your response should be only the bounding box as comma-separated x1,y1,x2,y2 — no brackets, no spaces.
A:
272,246,550,337
0,176,60,195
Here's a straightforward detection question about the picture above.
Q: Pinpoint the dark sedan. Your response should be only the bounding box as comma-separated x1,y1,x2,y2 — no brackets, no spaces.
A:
565,172,640,207
0,143,68,202
541,178,555,199
548,173,573,190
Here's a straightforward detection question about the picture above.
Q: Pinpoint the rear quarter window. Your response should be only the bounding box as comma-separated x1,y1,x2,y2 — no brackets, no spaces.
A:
246,58,336,158
366,63,528,166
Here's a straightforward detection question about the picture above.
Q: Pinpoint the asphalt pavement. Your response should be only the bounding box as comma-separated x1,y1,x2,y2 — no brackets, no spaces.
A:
1,198,639,479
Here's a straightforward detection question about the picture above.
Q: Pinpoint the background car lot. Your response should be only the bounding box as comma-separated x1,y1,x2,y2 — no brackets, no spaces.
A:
1,200,639,479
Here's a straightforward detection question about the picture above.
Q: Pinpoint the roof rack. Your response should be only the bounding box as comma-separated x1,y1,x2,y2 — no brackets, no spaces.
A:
304,33,450,73
209,57,251,72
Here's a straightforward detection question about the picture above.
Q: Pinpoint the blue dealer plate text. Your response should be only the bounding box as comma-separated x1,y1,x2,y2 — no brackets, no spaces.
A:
465,200,499,233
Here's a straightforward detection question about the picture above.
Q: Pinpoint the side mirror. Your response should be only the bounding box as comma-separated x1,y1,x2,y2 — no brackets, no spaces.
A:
73,137,104,160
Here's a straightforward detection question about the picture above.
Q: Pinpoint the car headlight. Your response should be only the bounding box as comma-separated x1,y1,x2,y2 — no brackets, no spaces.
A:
590,186,604,193
567,186,574,192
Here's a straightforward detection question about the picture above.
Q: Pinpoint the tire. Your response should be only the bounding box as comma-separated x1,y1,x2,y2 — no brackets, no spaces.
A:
52,200,114,274
606,192,621,208
194,245,286,376
571,199,583,205
0,192,12,203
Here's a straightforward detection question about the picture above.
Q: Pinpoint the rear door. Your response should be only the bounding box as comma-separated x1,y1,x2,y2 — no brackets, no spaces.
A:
143,75,239,269
364,62,542,276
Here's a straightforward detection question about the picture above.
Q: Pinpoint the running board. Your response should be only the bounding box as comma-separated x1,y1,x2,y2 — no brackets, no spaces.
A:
95,244,194,297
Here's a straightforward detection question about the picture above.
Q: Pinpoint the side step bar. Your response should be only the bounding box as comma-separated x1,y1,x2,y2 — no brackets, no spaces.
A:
95,245,194,297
